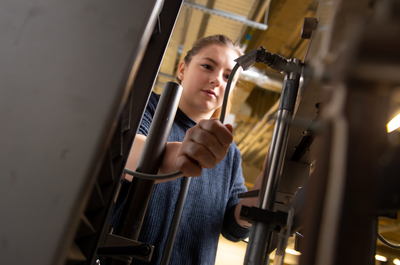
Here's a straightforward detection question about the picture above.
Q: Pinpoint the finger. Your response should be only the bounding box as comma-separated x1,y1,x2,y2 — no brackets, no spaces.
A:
176,154,203,177
225,123,233,133
179,140,217,169
198,119,233,147
186,126,227,161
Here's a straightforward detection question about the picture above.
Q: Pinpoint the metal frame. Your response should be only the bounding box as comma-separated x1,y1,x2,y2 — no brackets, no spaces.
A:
244,57,302,265
0,0,183,264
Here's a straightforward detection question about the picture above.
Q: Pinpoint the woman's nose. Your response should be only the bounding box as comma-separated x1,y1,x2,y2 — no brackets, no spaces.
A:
210,72,222,86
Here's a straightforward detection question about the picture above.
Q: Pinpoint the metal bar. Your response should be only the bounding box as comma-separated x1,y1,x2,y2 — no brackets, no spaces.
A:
160,177,192,265
244,110,292,264
196,0,216,39
183,2,268,30
109,82,182,265
244,59,301,265
100,233,155,263
116,82,182,235
97,245,151,256
258,109,293,210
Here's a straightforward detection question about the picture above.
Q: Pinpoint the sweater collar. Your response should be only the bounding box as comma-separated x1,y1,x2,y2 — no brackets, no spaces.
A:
175,107,197,127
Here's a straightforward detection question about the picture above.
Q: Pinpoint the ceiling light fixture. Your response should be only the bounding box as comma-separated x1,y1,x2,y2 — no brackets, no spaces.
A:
375,254,387,262
285,248,301,256
239,68,283,93
394,259,400,265
387,113,400,132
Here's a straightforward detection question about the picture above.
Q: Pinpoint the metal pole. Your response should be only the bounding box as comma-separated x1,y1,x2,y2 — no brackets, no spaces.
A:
244,59,301,265
111,82,182,264
160,177,192,265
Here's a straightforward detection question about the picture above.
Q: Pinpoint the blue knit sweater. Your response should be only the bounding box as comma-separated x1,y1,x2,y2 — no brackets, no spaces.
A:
124,92,250,264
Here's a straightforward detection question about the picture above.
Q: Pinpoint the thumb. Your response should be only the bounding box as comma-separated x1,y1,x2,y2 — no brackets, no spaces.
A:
224,123,233,133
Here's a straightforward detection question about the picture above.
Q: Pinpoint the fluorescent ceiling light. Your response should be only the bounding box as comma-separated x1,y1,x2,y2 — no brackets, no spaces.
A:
285,248,301,256
239,68,283,93
375,254,387,262
387,113,400,132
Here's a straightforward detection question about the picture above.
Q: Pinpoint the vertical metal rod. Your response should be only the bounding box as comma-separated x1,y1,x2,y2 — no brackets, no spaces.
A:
160,177,192,265
244,59,301,265
244,110,292,265
112,82,182,264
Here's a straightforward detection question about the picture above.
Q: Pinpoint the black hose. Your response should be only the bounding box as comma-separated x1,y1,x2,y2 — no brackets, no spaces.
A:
219,63,240,124
377,232,400,249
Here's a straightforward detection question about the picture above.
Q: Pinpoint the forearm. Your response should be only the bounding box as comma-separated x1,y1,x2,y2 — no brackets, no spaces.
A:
124,134,184,183
156,141,184,182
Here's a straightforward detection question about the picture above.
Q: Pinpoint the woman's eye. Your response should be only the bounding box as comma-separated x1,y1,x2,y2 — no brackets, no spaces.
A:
224,74,230,80
201,64,212,70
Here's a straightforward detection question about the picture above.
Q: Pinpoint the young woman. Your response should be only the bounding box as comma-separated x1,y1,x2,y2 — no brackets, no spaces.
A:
121,35,260,264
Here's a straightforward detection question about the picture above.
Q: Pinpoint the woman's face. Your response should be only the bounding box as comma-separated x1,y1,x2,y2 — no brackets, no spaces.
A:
177,44,239,121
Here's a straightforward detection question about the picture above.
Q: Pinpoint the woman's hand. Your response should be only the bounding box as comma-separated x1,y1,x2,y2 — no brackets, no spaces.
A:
175,119,233,177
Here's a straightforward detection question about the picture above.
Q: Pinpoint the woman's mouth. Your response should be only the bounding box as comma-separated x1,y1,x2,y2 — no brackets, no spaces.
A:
202,90,216,98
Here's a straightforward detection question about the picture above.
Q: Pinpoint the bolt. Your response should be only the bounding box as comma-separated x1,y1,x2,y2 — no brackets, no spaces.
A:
141,245,151,256
283,196,293,206
301,17,318,39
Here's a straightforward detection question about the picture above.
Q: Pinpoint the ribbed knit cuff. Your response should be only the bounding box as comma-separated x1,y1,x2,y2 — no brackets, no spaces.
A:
222,220,250,242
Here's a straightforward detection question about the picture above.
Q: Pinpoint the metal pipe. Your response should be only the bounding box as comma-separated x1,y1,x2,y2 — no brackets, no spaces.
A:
244,59,301,265
182,2,268,30
160,177,192,265
112,82,182,264
258,109,292,209
244,110,292,264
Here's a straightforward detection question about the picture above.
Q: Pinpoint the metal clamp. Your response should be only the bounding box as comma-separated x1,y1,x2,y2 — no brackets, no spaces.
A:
240,206,288,230
99,233,154,263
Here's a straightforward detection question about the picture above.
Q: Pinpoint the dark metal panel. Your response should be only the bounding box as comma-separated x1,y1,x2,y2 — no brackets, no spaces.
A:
0,0,163,264
297,0,400,264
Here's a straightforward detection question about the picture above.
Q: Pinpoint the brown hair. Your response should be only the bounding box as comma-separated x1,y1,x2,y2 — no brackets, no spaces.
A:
178,35,243,119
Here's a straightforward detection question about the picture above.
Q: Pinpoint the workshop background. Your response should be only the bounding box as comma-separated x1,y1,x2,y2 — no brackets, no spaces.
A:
153,0,400,264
